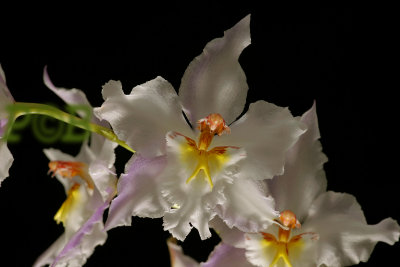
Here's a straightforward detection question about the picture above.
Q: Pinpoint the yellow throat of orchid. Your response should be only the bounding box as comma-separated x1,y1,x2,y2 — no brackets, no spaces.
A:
48,161,93,226
178,113,234,189
260,210,316,267
53,183,81,225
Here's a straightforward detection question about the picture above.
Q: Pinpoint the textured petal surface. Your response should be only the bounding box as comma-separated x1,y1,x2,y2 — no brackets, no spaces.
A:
215,101,306,180
267,102,328,222
105,155,168,230
33,185,91,267
209,217,247,248
201,242,252,267
80,139,118,202
51,189,110,267
179,15,250,125
302,191,400,267
33,188,110,267
94,77,190,157
214,177,279,233
161,131,245,240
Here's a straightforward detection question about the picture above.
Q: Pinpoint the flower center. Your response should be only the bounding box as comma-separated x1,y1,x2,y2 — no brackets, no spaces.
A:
260,210,317,267
183,113,233,188
48,161,94,226
171,113,236,189
48,161,94,189
197,113,230,150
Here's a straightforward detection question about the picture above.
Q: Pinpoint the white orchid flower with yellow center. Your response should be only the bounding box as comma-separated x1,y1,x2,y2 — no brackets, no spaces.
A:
0,64,15,186
95,14,305,241
211,103,400,267
33,72,117,267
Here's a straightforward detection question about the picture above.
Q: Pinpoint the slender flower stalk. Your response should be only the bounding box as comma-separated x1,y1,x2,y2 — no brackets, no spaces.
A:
4,102,134,153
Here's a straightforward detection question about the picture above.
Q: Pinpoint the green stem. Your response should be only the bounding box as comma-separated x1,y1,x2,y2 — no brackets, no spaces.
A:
5,102,135,153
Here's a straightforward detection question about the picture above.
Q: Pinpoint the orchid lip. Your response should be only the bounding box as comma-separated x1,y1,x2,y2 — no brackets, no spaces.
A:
260,210,318,267
173,113,237,189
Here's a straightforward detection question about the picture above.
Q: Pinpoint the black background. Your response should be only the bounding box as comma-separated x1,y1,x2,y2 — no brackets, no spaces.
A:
1,5,398,267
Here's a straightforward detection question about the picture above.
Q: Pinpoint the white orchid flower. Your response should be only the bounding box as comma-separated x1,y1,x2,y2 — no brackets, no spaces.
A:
95,14,305,241
33,72,117,267
212,103,400,267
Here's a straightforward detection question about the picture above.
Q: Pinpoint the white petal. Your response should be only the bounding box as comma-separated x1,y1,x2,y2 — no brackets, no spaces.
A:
104,155,169,230
167,238,199,267
162,175,216,240
0,140,13,186
179,15,251,125
94,77,190,157
34,188,109,267
44,67,110,152
33,233,68,267
209,217,247,248
302,191,400,267
215,101,306,181
201,242,253,267
266,102,328,222
161,131,245,240
0,64,14,112
88,161,117,202
43,66,94,119
214,177,279,233
80,139,118,202
52,190,109,267
64,185,91,235
101,79,124,99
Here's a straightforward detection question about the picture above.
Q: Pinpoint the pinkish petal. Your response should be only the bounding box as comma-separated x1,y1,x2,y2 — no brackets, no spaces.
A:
50,189,111,267
0,64,14,106
105,155,168,230
179,15,251,126
201,242,252,267
43,66,91,109
167,239,199,267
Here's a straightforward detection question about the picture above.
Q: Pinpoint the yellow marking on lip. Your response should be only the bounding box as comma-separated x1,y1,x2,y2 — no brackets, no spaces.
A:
54,183,81,226
259,210,314,267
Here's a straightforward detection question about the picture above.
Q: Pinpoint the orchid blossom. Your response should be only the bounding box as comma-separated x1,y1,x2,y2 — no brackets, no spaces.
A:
212,103,400,267
0,64,15,186
33,73,118,267
95,14,305,241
